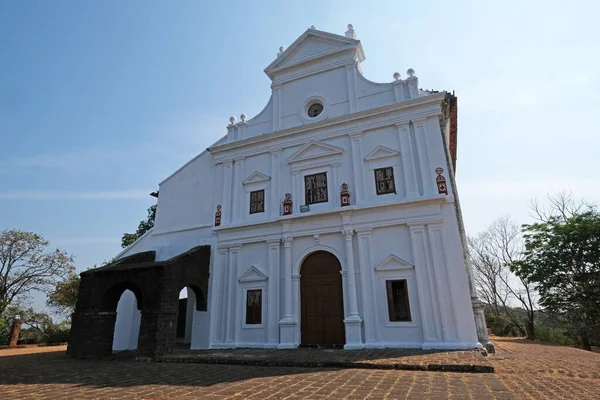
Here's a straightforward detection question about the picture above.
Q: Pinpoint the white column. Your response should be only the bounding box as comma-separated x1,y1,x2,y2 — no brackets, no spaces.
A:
266,240,281,347
342,229,364,349
292,172,301,213
211,249,228,347
272,84,281,132
281,237,293,319
225,246,240,345
292,273,301,345
232,158,244,224
222,160,234,224
392,80,406,101
396,123,419,198
427,224,458,343
356,228,380,346
278,236,296,348
332,163,341,207
409,224,441,347
345,64,358,113
349,133,364,204
342,230,360,319
413,119,433,196
270,150,281,218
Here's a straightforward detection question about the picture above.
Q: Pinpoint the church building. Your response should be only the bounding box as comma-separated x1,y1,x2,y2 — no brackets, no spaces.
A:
68,25,492,358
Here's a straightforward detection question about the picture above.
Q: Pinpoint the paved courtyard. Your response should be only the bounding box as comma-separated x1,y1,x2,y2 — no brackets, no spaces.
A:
0,337,598,399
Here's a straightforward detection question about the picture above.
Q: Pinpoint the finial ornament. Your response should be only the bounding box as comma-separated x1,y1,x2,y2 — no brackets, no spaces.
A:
277,46,285,57
310,25,316,29
407,68,415,77
240,113,247,122
345,23,356,39
393,72,401,81
229,116,236,124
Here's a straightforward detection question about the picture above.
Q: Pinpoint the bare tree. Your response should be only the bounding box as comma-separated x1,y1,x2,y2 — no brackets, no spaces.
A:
469,217,539,339
0,230,74,316
530,191,594,223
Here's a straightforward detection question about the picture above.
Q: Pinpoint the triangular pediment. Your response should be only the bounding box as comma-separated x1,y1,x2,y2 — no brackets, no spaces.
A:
364,145,400,162
242,171,271,185
239,266,268,282
265,29,363,78
286,140,344,164
374,253,414,271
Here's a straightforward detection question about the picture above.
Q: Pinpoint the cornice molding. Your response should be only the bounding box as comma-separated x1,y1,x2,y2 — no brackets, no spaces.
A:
209,93,446,156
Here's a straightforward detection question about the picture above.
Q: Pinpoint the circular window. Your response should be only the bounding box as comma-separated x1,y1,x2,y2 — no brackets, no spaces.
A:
307,103,324,118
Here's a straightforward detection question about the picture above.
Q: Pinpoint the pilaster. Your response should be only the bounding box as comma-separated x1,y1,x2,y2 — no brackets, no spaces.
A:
270,149,281,218
266,239,281,347
396,123,419,198
278,236,296,348
222,160,234,225
342,229,364,349
413,118,434,196
409,224,441,347
356,228,380,345
427,224,458,342
272,84,281,132
209,248,228,347
349,132,364,204
232,158,244,224
225,246,241,345
345,63,358,113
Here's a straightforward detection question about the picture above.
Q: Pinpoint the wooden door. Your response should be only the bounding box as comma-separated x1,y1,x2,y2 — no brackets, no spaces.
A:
300,251,345,346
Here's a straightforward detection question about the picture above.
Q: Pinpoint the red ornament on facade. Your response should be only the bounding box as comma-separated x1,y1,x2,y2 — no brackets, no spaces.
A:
282,193,293,215
435,167,448,195
214,204,222,226
340,183,350,207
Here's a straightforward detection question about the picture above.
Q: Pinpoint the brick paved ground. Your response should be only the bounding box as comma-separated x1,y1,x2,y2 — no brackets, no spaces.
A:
0,336,598,399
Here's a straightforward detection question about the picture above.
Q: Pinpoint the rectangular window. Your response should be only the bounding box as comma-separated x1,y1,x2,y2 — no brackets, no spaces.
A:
249,190,265,214
304,172,328,205
374,167,396,195
245,289,262,325
386,280,411,322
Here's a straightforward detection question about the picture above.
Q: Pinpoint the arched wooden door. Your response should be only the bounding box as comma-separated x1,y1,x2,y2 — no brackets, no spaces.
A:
300,251,345,346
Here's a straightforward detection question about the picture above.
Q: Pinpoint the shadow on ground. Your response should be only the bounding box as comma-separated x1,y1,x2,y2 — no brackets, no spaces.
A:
0,349,336,389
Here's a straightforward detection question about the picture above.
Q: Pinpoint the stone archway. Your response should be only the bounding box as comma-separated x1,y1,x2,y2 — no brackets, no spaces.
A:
300,251,345,347
67,246,210,359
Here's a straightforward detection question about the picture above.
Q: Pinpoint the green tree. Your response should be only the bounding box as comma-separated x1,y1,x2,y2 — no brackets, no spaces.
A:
121,205,156,248
0,230,74,317
512,210,600,350
47,273,80,316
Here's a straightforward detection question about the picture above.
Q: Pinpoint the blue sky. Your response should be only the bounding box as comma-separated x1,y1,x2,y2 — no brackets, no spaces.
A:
1,1,599,310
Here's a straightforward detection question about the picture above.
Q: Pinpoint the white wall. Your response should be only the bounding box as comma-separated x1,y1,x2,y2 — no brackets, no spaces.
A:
112,290,141,351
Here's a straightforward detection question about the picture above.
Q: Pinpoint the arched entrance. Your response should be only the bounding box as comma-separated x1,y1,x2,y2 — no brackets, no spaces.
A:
300,251,345,346
112,289,141,351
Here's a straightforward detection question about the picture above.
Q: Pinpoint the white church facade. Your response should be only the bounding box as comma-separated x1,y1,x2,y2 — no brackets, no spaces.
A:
109,25,492,352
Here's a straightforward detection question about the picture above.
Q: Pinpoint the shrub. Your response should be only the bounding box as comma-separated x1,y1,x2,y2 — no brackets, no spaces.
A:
535,323,573,346
485,312,522,337
0,318,10,345
44,321,71,344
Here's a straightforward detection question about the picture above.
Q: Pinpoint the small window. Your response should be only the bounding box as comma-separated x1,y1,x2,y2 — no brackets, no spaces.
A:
249,190,265,214
245,289,262,325
307,102,324,118
374,167,396,195
304,172,328,205
386,280,411,322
